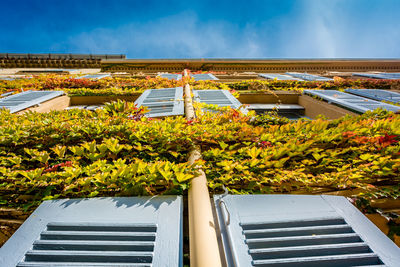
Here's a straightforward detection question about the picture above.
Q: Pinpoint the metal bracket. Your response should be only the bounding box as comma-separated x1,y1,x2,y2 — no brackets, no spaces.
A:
218,185,230,226
219,200,230,226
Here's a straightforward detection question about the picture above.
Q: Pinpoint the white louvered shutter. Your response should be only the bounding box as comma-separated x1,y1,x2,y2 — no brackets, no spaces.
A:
134,87,184,117
214,194,400,267
0,196,183,267
157,74,182,80
345,89,400,104
193,89,242,109
191,74,219,81
304,90,400,113
258,74,303,81
352,73,400,79
77,74,111,80
286,73,333,81
0,91,65,113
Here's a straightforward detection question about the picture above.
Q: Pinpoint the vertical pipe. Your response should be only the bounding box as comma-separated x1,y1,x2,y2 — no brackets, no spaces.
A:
184,69,222,267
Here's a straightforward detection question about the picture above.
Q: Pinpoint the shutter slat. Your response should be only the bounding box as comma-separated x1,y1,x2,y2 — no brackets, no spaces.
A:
286,72,333,81
246,233,362,249
40,230,156,241
353,73,387,79
243,224,354,238
304,89,400,113
1,196,183,267
33,240,154,251
24,250,153,263
249,242,370,259
77,74,111,80
258,73,303,81
157,74,182,80
241,217,345,230
345,89,400,104
18,263,151,267
380,73,400,78
192,73,219,81
46,222,157,232
134,87,184,117
0,91,65,113
352,73,400,79
252,253,381,266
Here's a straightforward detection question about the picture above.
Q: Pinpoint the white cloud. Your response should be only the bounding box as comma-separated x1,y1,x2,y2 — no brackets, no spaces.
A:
58,12,264,58
53,2,400,58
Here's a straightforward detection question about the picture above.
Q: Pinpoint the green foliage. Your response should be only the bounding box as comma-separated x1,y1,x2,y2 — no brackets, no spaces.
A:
0,107,197,210
1,74,399,97
0,99,399,211
249,111,291,126
0,75,183,96
193,109,400,199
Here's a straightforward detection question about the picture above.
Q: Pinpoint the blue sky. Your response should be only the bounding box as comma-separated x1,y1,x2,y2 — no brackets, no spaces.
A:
1,0,399,58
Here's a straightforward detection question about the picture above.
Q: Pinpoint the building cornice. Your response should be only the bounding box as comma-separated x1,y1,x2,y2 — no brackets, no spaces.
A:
101,59,400,73
1,56,400,73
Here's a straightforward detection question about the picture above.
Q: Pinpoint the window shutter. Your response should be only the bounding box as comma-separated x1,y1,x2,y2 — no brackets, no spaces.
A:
352,73,400,79
134,87,184,117
193,89,242,109
0,90,65,113
379,73,400,79
77,74,111,80
214,194,400,267
304,90,400,113
345,89,400,104
157,74,182,80
192,73,219,81
1,91,14,97
18,69,71,74
286,72,333,81
0,196,183,267
352,73,387,79
258,74,303,81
